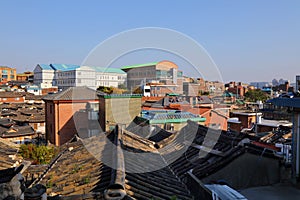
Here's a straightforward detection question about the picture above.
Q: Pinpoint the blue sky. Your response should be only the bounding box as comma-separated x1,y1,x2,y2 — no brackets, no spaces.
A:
0,0,299,83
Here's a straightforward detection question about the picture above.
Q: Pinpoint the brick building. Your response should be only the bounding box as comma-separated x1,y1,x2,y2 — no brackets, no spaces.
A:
43,86,99,146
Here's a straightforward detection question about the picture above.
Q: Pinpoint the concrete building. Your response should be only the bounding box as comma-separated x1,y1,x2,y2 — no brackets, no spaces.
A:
0,66,16,84
121,60,184,95
98,94,142,132
43,86,99,146
33,64,55,86
16,72,34,83
33,64,126,90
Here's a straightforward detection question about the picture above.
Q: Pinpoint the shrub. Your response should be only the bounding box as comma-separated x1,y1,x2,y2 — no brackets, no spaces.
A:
19,144,58,164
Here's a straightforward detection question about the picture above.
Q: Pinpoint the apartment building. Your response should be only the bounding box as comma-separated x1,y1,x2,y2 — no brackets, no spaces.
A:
121,60,183,94
0,66,16,84
33,64,126,90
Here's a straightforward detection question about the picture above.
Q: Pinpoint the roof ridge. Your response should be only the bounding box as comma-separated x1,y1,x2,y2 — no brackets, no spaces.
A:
104,124,127,199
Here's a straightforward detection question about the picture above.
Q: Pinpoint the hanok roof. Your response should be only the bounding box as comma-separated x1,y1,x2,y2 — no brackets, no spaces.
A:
0,139,22,170
0,92,25,98
36,128,193,199
0,125,35,138
43,86,100,101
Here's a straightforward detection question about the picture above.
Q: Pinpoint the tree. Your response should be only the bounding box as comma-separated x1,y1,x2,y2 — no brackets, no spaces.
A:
133,86,143,94
97,86,114,94
244,89,268,102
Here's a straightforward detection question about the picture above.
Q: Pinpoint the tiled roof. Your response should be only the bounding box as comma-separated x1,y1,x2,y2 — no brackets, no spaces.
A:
35,127,193,199
43,86,100,101
0,125,35,138
0,91,25,98
161,121,247,179
0,139,23,170
126,116,172,143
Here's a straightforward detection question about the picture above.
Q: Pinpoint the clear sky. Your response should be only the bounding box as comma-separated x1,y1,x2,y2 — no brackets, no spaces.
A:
0,0,299,83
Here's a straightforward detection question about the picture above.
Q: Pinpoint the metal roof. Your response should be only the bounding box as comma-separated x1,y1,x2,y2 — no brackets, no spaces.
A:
89,66,126,74
121,62,159,70
38,64,54,70
267,98,300,108
141,110,206,124
50,64,80,71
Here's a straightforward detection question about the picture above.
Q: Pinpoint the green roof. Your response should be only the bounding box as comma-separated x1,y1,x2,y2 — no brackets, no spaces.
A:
121,62,159,70
90,66,126,74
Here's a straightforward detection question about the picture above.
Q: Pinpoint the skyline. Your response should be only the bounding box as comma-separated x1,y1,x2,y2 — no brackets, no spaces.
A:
0,1,299,83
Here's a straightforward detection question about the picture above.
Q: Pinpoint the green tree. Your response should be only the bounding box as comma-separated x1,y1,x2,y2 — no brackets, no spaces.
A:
244,89,268,102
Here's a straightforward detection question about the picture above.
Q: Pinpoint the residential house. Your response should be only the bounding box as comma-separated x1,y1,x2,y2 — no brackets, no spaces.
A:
0,92,25,103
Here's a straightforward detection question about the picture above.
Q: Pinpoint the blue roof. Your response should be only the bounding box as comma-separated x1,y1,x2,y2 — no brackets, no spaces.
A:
39,64,54,70
50,64,80,71
267,98,300,108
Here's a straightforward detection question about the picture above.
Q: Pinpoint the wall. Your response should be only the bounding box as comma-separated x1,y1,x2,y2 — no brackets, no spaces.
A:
201,152,282,190
99,96,142,132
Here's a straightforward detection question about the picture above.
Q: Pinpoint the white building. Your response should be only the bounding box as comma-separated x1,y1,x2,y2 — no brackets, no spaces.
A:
33,64,55,86
33,64,126,91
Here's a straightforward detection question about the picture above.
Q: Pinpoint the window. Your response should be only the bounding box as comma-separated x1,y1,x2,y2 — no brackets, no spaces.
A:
15,97,20,100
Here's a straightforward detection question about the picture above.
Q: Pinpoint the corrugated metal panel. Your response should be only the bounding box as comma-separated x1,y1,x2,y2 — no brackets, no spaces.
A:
267,98,300,108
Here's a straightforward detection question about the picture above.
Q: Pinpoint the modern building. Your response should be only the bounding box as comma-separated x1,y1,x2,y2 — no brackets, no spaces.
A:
33,64,55,86
43,86,99,146
33,64,126,90
121,60,184,95
0,66,16,84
